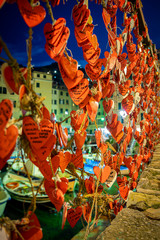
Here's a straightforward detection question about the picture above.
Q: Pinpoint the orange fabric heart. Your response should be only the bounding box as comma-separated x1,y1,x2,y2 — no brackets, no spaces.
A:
59,54,78,80
95,130,101,148
102,8,111,28
71,149,84,168
0,99,13,130
58,62,84,89
44,179,64,212
1,63,27,94
82,202,91,223
23,116,54,149
103,99,114,114
44,18,66,45
40,106,51,120
74,129,86,149
17,0,46,28
85,176,95,194
57,177,69,194
51,155,60,174
70,110,89,131
67,206,83,228
0,125,18,160
31,134,56,162
86,97,99,122
93,165,111,183
86,31,98,50
68,78,89,105
59,151,72,173
122,94,134,114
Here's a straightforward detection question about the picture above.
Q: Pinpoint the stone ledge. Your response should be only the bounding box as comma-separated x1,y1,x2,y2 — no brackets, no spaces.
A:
96,208,160,240
127,191,160,210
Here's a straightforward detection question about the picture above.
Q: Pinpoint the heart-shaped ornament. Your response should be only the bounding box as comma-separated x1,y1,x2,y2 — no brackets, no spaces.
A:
103,99,114,115
17,212,43,240
44,18,66,45
70,110,89,131
71,149,83,168
23,116,53,149
82,202,91,223
57,177,68,194
119,185,129,200
0,99,13,130
44,179,64,212
95,130,101,148
0,125,18,161
17,0,46,27
86,31,98,50
67,206,83,228
31,134,56,162
68,78,89,105
74,129,86,149
0,0,6,9
40,106,50,120
93,165,111,183
59,151,72,173
85,176,95,194
51,155,60,174
86,97,99,122
1,63,27,94
59,54,78,80
38,161,53,181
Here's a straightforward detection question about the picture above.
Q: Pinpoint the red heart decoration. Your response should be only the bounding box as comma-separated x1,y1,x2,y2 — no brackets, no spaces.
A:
23,116,54,149
1,63,27,94
44,18,66,45
17,212,43,240
0,0,6,8
0,125,18,162
85,176,95,194
102,8,111,28
44,179,64,212
69,78,89,105
0,99,13,130
40,106,50,120
100,143,108,154
70,110,89,131
57,177,68,194
74,129,86,149
103,99,114,114
17,0,46,27
51,155,60,174
71,149,84,168
85,63,101,81
93,165,111,183
38,161,53,181
75,24,94,47
58,61,84,89
118,80,131,96
119,185,129,200
95,130,101,148
86,31,98,50
67,206,82,228
59,54,78,80
122,94,134,114
0,145,15,170
123,156,132,170
82,202,91,223
31,134,56,162
59,151,72,173
86,97,99,122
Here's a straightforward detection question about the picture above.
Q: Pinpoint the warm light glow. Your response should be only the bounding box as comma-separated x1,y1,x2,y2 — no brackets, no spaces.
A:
120,110,127,118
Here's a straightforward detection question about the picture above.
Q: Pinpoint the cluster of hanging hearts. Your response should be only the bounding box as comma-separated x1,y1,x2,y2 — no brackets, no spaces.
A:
0,0,160,233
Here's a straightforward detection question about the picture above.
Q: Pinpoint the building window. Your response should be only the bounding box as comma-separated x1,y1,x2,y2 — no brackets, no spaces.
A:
63,99,65,104
13,101,16,108
54,109,57,114
121,117,124,124
0,87,2,93
141,113,143,120
60,91,63,96
3,87,7,94
36,82,40,88
54,100,57,104
60,118,62,121
59,99,63,104
66,92,68,96
37,74,40,77
99,105,100,109
90,130,92,134
118,102,121,110
66,119,68,123
54,90,57,94
10,92,14,95
43,75,46,78
37,93,41,96
98,112,101,115
65,109,68,115
60,108,63,113
66,100,69,105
